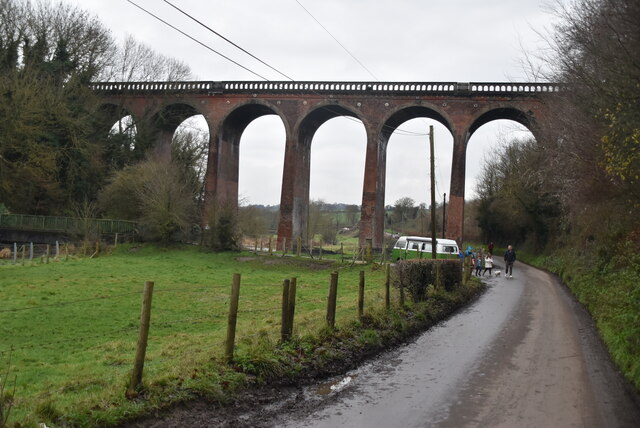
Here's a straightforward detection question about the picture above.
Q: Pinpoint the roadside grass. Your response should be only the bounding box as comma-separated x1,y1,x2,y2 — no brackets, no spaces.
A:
520,245,640,392
0,244,483,427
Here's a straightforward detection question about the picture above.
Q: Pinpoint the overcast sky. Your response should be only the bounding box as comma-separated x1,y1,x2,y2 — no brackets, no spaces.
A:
58,0,562,206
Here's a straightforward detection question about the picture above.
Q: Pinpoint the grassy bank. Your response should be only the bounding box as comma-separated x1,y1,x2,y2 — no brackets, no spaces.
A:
0,244,483,427
520,245,640,391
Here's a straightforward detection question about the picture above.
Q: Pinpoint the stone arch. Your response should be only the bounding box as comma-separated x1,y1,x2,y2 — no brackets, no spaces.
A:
283,103,366,243
94,102,136,137
359,104,454,248
467,106,538,139
445,105,541,244
380,104,453,142
297,103,364,149
211,101,288,208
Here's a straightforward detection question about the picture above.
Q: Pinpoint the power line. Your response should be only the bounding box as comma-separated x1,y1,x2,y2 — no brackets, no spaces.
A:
162,0,294,81
295,0,380,82
136,1,429,137
124,0,270,80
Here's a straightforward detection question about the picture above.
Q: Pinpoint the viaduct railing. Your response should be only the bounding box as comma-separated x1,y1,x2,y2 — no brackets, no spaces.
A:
89,80,561,96
0,214,137,235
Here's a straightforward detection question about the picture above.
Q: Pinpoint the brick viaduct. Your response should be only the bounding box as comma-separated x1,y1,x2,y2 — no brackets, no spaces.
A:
92,80,557,249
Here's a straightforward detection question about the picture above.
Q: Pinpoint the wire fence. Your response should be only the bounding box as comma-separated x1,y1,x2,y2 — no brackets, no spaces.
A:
0,265,398,422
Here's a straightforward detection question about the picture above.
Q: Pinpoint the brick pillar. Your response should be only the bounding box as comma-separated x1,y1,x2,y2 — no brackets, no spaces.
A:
277,136,310,248
446,133,468,244
155,129,174,161
359,129,386,250
216,129,240,207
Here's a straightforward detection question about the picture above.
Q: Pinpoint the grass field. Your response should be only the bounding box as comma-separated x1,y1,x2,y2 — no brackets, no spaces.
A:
1,244,391,426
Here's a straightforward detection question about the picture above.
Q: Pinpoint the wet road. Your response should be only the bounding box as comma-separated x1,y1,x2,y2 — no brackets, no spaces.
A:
275,263,640,427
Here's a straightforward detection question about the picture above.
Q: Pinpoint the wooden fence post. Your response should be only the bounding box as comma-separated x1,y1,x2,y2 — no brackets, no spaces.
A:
55,240,60,258
366,239,373,264
29,242,33,261
287,277,297,338
326,272,338,328
13,242,17,265
268,236,273,256
399,277,405,307
225,273,241,362
280,279,291,342
319,240,323,260
115,233,118,249
358,270,365,320
254,238,258,253
21,245,25,266
385,263,391,310
126,281,154,398
46,244,50,264
340,242,344,263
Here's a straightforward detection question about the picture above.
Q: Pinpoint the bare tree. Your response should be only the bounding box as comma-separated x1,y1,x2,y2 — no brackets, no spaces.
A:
99,35,193,82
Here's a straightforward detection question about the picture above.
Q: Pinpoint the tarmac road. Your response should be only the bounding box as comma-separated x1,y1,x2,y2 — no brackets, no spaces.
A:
273,262,640,427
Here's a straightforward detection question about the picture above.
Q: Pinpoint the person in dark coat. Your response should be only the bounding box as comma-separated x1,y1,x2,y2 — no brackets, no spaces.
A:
504,245,516,278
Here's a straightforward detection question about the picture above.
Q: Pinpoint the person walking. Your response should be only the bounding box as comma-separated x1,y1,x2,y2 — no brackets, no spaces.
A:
475,252,483,276
504,245,516,278
483,253,493,276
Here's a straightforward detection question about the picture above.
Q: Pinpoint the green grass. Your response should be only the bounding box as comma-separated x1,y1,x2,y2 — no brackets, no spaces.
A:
1,244,483,427
0,244,391,426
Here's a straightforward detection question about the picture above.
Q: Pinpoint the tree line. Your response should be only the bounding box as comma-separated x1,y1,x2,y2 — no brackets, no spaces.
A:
475,0,639,257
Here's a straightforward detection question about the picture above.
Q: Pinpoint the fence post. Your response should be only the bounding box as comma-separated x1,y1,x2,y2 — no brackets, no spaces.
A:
287,277,297,338
115,233,118,249
29,242,33,261
340,242,344,263
13,243,17,265
254,238,258,253
296,236,302,257
65,242,69,261
268,236,273,256
399,277,405,307
319,240,323,260
385,263,391,310
46,244,50,264
282,237,287,256
55,240,60,258
21,245,25,266
358,270,365,320
225,273,241,362
326,272,338,328
280,279,291,342
126,281,154,398
366,239,373,264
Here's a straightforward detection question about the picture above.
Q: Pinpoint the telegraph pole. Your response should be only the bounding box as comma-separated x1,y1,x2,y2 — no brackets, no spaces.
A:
442,192,447,238
429,125,437,259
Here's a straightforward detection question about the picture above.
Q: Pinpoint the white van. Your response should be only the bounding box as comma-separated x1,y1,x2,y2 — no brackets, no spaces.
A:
391,236,459,260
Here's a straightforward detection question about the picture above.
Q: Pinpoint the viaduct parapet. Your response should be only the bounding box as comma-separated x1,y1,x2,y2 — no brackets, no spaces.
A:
92,80,557,248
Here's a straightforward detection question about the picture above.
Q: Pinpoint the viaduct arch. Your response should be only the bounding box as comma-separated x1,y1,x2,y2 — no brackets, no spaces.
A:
93,81,556,248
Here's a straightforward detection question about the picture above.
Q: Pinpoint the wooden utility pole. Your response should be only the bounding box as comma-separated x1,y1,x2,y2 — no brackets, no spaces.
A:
442,193,447,238
429,125,437,259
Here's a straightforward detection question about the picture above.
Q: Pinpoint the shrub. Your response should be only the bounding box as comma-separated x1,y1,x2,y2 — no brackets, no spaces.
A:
394,259,462,302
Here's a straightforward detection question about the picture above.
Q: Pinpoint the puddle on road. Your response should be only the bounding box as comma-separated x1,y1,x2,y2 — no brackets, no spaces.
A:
315,375,354,396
